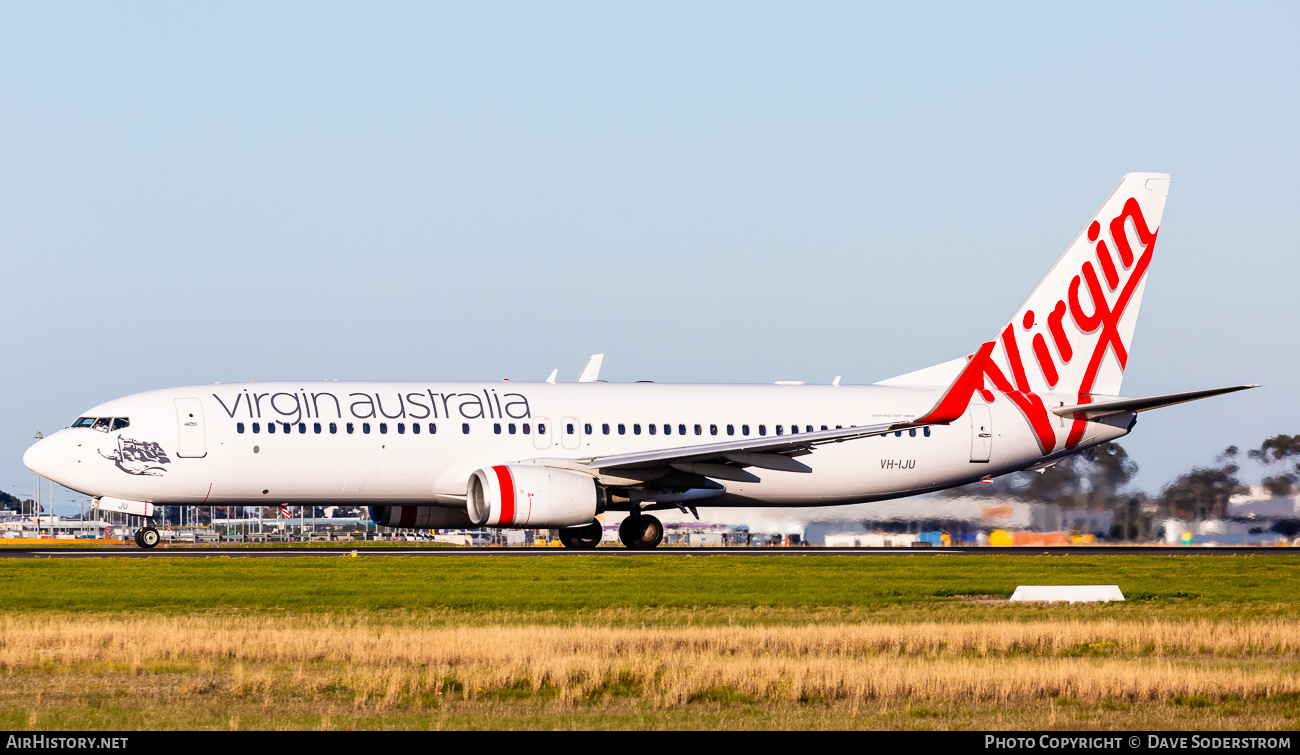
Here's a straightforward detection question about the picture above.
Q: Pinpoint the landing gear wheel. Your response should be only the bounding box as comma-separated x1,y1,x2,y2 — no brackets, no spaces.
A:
618,514,663,550
137,527,161,549
559,521,604,550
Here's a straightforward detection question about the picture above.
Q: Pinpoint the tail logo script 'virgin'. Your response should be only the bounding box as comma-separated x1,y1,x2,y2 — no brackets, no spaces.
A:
918,193,1160,454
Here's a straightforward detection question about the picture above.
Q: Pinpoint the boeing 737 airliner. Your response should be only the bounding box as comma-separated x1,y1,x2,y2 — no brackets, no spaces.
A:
23,173,1254,548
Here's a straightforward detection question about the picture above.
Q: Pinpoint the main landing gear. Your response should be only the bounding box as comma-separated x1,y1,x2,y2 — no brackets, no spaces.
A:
134,526,161,549
618,513,663,550
558,521,604,550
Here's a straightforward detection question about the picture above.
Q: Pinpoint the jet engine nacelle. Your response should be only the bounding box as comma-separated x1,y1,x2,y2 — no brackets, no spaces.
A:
369,505,475,529
467,465,601,528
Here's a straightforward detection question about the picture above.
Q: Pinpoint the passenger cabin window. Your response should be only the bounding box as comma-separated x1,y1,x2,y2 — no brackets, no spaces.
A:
806,425,813,433
584,423,592,435
412,423,420,434
237,422,245,434
522,423,530,434
538,423,546,434
633,424,641,435
567,423,575,435
347,423,355,434
330,423,338,434
508,423,516,435
363,423,371,434
602,423,610,435
679,424,686,435
648,424,656,435
775,425,783,436
741,425,749,436
379,423,387,434
618,424,626,435
252,423,261,434
298,423,306,434
695,424,702,435
759,425,767,436
314,422,322,434
397,423,405,434
429,423,437,434
268,423,276,434
462,423,470,434
909,428,916,437
924,427,931,437
494,423,502,434
726,424,734,436
821,425,828,431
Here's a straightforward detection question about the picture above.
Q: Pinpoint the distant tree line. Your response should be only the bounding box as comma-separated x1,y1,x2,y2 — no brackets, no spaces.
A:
0,491,28,511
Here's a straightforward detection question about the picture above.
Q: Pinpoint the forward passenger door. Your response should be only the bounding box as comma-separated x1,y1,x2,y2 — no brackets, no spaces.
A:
175,398,207,458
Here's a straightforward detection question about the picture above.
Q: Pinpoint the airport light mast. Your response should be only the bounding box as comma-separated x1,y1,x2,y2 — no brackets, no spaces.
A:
32,432,42,537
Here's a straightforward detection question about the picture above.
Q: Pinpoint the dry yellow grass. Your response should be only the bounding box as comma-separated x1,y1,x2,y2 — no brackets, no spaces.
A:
3,613,1299,714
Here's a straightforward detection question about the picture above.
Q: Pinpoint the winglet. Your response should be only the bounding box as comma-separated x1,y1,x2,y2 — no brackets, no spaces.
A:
545,369,558,384
577,354,604,382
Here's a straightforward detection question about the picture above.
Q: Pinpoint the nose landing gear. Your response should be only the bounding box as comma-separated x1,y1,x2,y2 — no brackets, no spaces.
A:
618,514,663,549
134,526,161,549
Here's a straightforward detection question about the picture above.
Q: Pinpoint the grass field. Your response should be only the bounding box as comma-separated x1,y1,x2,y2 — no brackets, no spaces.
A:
2,554,1299,730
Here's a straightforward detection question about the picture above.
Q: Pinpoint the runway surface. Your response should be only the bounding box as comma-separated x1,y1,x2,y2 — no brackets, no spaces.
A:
0,546,1293,558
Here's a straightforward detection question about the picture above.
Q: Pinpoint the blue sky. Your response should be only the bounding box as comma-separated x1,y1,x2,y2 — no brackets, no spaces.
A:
2,2,1297,512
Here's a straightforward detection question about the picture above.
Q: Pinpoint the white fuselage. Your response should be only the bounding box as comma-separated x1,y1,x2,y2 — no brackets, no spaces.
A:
23,380,1130,513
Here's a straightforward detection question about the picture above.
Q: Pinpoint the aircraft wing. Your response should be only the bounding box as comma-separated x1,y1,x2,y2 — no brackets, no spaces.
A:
1051,385,1258,420
586,419,921,478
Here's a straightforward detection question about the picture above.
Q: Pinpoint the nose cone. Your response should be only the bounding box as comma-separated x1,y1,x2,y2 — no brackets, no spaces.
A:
23,436,67,484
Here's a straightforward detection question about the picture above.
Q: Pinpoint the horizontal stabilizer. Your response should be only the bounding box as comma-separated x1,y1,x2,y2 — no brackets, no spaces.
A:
1051,385,1258,420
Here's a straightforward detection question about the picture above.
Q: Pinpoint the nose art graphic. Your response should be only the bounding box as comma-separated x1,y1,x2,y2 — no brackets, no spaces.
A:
99,437,172,476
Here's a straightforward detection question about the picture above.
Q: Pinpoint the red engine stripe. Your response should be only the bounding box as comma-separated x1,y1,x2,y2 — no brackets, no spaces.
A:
493,466,515,526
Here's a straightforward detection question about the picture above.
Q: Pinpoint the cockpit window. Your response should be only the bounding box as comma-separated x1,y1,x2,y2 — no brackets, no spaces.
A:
72,417,95,428
91,418,112,432
112,418,129,431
